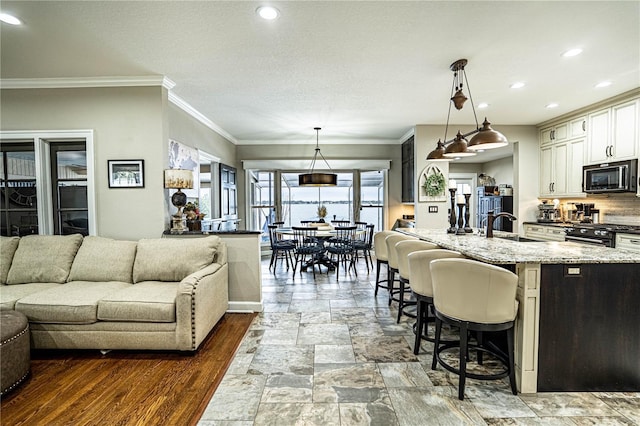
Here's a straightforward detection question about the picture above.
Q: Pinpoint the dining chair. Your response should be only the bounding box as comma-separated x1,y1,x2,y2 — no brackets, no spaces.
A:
291,226,324,278
430,258,519,400
331,220,351,227
353,222,374,272
267,224,295,272
326,226,358,280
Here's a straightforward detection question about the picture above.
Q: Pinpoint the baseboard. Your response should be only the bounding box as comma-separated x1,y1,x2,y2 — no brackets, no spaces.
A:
227,301,263,313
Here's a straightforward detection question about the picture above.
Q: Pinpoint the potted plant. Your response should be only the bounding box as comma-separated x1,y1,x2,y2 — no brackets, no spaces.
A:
317,204,327,223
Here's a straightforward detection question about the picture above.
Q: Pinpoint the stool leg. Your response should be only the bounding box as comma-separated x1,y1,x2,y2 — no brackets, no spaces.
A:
396,280,405,323
477,331,484,365
413,299,423,355
388,269,395,306
431,317,442,370
375,260,382,295
507,326,518,395
458,322,468,401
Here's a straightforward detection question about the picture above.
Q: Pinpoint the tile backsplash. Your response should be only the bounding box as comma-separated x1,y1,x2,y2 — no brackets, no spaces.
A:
553,194,640,226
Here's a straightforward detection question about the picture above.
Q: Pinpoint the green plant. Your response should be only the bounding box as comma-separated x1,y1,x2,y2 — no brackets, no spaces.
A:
423,172,446,197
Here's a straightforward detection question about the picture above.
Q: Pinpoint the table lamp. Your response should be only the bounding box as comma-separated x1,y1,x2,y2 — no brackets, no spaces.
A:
164,169,194,232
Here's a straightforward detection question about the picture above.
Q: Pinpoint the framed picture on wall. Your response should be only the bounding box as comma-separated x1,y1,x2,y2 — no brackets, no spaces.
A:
108,160,145,188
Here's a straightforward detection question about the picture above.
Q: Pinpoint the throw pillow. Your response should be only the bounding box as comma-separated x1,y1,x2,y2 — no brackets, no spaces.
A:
6,234,84,284
0,236,20,284
68,236,137,283
132,236,219,283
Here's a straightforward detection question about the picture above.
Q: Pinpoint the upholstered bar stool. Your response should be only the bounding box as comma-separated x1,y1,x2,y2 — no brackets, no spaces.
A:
373,231,396,298
407,249,465,354
385,233,417,307
394,240,439,323
430,258,519,400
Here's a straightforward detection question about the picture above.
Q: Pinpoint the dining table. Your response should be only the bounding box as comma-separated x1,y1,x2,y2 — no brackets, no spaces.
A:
275,226,365,272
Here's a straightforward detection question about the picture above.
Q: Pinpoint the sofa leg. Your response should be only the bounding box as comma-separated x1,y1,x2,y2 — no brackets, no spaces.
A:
100,349,112,355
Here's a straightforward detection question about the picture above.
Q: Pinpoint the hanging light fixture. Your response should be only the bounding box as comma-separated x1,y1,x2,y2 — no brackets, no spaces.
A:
426,59,508,161
298,127,338,186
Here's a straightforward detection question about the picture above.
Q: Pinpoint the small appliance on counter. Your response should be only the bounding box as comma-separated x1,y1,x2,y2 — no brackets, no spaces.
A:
575,202,596,223
537,200,562,223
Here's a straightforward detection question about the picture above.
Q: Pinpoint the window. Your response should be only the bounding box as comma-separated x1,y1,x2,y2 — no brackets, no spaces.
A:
0,142,38,236
0,131,95,236
360,170,385,232
249,171,275,243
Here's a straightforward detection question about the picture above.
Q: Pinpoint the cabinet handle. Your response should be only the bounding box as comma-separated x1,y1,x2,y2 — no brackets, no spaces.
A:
605,146,610,157
551,130,555,140
582,120,586,131
629,239,640,245
609,145,614,157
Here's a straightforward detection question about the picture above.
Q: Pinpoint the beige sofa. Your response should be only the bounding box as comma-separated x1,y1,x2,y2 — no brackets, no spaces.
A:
0,234,228,351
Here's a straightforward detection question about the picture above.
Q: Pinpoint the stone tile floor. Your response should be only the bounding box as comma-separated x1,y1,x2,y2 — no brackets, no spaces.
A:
198,257,640,425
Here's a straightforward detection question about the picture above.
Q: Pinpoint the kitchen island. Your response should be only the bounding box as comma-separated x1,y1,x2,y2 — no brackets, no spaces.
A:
397,228,639,394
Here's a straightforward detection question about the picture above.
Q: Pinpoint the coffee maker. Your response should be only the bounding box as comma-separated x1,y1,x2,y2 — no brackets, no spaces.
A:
537,202,562,223
575,203,596,223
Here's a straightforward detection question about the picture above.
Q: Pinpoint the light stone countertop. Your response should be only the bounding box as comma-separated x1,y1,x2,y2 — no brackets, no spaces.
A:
397,228,640,264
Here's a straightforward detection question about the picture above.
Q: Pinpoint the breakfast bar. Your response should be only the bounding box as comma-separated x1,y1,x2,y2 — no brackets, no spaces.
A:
398,228,640,394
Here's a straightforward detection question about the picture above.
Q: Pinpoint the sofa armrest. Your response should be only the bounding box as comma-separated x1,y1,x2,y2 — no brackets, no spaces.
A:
175,262,229,350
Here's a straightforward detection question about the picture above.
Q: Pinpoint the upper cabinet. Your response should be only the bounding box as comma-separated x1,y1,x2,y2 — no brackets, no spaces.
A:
538,91,640,198
587,99,639,164
401,136,414,203
539,117,586,146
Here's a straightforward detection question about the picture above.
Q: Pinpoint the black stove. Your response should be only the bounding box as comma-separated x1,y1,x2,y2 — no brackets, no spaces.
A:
565,223,640,247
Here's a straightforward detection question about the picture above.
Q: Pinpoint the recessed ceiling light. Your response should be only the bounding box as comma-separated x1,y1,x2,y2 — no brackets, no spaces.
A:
0,12,22,25
562,48,583,57
595,81,612,88
256,6,279,20
477,102,489,109
510,82,525,89
546,103,559,109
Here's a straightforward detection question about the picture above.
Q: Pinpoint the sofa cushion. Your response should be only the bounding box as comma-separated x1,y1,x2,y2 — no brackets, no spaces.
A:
15,281,130,324
0,236,20,284
0,282,61,310
6,234,84,284
69,236,137,283
97,281,178,323
132,236,220,283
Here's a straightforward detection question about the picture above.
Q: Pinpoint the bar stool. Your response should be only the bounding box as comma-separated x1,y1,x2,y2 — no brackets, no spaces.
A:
394,240,439,323
430,258,519,400
407,249,465,354
385,233,417,307
373,231,395,297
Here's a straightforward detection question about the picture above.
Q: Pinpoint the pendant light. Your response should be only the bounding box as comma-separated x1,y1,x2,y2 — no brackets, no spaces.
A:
426,59,508,161
298,127,338,186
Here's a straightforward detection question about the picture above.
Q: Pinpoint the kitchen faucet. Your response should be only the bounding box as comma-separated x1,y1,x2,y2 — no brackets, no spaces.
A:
485,210,517,238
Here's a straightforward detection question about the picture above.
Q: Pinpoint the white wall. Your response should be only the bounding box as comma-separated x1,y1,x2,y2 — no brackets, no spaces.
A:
482,156,514,186
1,86,166,240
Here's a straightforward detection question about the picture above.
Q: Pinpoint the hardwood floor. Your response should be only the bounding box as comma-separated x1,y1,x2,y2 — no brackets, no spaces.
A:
0,313,256,426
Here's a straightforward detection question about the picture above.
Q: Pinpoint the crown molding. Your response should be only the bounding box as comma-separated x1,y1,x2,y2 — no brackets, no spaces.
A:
236,138,399,146
168,92,238,144
0,76,175,90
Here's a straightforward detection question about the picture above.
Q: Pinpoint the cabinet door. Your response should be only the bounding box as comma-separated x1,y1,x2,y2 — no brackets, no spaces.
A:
553,123,568,142
540,145,553,196
567,139,585,196
611,100,638,160
569,117,587,139
587,108,611,164
552,142,568,195
540,127,554,146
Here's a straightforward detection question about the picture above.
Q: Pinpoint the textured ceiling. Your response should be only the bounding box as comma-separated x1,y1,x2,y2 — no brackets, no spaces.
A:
1,1,639,151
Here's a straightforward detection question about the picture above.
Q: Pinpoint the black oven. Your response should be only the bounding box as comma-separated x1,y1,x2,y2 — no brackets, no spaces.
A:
565,226,614,247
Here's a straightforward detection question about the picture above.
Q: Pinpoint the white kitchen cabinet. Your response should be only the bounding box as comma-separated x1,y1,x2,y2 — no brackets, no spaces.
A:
587,99,639,164
616,233,640,253
524,223,567,242
568,116,587,139
540,122,568,146
539,138,585,197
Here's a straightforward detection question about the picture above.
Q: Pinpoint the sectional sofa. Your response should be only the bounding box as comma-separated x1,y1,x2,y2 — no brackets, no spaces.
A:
0,234,228,351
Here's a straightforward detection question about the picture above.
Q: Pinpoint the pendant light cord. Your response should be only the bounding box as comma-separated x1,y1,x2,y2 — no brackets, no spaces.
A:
308,127,333,172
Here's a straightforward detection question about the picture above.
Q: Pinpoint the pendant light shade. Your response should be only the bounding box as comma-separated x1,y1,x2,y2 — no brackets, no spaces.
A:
443,131,477,158
299,127,338,187
467,118,508,150
298,172,338,186
426,139,453,161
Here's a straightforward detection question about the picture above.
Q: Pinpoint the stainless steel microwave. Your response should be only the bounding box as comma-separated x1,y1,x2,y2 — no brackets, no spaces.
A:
583,159,638,193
